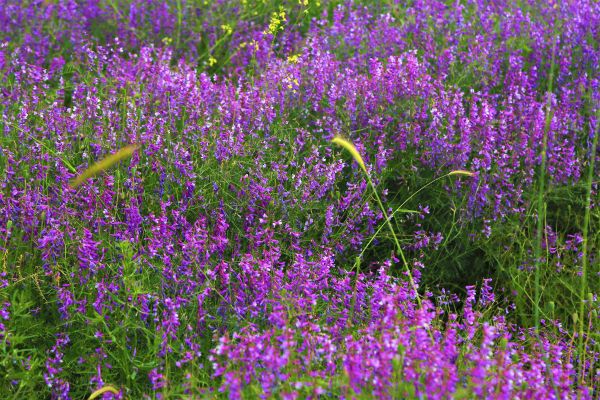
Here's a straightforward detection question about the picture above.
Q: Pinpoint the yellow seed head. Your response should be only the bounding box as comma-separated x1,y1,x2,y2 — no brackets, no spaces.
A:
448,170,475,177
331,136,366,173
88,385,119,400
70,144,139,188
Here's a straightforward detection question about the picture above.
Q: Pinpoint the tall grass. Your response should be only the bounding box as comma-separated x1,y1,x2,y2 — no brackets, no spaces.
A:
332,135,476,317
331,135,419,300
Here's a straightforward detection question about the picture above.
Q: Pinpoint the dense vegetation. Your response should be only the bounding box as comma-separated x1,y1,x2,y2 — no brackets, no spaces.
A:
0,0,598,398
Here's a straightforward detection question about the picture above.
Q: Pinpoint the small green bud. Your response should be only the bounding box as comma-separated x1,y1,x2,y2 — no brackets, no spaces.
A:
548,301,555,314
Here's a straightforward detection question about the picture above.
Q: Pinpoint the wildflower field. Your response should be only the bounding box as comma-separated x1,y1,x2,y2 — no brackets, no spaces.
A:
0,0,599,398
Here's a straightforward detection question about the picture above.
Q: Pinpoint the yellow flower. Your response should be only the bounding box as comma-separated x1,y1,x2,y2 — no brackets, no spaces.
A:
265,8,287,35
221,24,233,35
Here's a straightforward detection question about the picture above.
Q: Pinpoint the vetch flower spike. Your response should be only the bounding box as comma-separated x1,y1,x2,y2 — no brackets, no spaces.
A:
70,144,140,188
331,136,367,173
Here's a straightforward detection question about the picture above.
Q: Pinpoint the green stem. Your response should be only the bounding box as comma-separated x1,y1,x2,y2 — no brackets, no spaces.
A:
358,172,466,262
364,173,421,303
357,171,473,306
577,100,599,385
534,40,556,331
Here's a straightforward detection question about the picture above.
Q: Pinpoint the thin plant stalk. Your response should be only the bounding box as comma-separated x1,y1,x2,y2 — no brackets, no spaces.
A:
534,40,556,331
358,170,475,263
365,172,417,291
577,102,599,385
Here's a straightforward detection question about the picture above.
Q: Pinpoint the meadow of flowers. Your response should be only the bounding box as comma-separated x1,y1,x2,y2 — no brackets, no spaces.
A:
0,0,598,398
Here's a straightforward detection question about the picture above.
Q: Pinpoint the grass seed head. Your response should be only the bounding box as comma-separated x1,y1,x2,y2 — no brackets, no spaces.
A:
331,135,367,173
448,170,475,177
70,144,140,188
88,385,120,400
